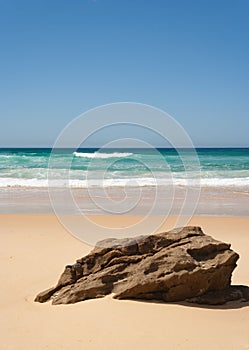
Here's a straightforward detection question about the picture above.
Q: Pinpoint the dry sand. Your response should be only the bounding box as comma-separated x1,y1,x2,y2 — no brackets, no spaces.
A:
0,215,249,350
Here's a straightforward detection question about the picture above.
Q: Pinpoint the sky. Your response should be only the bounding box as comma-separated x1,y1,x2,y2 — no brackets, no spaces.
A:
0,0,248,147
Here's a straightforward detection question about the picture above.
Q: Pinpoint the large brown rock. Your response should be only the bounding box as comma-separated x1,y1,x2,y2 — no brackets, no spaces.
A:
35,226,248,305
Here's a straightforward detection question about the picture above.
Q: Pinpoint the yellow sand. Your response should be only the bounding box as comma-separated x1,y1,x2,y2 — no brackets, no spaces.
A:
0,215,249,350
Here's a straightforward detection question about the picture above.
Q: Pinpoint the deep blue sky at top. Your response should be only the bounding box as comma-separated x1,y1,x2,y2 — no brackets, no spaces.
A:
0,0,248,147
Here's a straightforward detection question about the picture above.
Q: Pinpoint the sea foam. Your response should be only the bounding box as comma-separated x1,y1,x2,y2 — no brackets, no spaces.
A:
1,176,249,189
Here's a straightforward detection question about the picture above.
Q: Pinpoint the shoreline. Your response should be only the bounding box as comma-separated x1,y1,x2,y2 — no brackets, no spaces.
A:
0,187,249,216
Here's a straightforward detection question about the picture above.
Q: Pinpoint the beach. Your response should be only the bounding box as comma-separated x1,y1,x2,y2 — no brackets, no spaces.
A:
1,0,249,348
1,147,249,349
1,214,249,350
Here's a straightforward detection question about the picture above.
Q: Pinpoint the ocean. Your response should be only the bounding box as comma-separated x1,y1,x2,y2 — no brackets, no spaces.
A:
0,148,248,215
0,148,249,189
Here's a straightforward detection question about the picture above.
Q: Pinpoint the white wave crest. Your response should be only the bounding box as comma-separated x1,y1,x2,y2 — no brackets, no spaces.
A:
73,151,133,159
0,155,12,159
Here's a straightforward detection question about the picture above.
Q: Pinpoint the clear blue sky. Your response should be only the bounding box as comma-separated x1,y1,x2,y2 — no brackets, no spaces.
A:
0,0,248,147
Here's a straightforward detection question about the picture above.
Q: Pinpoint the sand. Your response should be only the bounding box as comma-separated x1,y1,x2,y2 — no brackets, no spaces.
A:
0,214,249,350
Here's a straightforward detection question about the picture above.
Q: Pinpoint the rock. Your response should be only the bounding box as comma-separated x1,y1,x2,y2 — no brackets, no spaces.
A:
35,226,248,305
187,285,249,305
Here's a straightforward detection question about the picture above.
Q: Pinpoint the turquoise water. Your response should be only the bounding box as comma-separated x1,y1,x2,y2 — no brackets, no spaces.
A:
0,148,249,190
